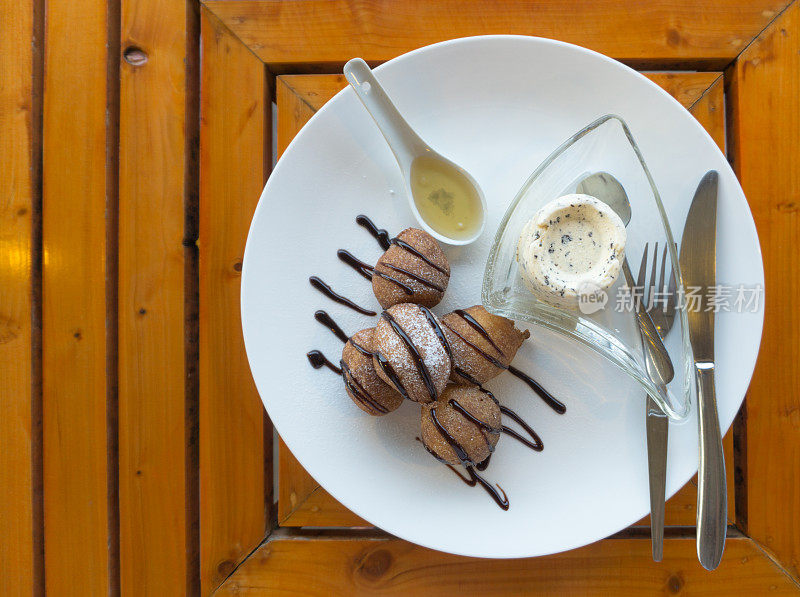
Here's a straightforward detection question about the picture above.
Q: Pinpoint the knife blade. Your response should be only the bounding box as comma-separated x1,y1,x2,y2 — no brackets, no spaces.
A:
679,170,726,570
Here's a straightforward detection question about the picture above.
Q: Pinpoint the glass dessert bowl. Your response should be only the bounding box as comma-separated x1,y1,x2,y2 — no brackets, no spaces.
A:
482,115,693,420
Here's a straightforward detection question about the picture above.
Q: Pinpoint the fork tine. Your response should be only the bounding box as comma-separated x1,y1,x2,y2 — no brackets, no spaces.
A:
636,243,649,308
658,243,668,311
636,243,649,289
647,242,659,309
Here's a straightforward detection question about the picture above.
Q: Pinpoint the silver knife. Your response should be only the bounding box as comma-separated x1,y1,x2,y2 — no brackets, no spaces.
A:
680,170,726,570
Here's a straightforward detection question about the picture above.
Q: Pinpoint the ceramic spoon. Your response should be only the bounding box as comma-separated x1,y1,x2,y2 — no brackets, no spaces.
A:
343,58,487,246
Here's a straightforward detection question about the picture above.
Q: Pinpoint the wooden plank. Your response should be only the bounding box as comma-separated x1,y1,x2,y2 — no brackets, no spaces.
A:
204,0,790,70
644,72,721,111
200,7,268,593
218,535,799,595
118,0,193,592
730,0,800,580
275,73,734,529
42,0,111,593
0,0,36,593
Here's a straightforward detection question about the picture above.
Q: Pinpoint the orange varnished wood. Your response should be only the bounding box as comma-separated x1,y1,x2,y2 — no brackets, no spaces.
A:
730,0,800,579
217,536,799,595
0,0,36,592
276,72,736,530
204,0,790,70
200,7,269,593
42,0,111,593
5,0,800,593
118,0,190,592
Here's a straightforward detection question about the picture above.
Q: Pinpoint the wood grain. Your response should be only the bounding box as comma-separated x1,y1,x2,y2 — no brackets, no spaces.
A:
0,0,36,593
118,0,191,592
275,73,736,529
200,7,269,593
42,0,111,593
217,535,799,595
730,0,800,580
204,0,790,70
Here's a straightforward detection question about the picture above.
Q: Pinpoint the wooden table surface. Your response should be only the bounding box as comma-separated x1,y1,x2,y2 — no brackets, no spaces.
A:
1,1,798,595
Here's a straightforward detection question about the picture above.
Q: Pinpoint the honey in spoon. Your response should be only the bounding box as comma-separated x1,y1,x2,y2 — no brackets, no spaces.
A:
410,155,483,241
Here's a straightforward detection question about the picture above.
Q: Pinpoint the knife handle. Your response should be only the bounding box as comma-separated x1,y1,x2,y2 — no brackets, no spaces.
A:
696,363,726,570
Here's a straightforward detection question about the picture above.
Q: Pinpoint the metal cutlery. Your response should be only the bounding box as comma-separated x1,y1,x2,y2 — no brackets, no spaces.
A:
680,170,726,570
637,242,679,562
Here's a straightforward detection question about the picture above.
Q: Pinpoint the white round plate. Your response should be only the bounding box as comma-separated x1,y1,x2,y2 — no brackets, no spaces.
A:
241,36,764,558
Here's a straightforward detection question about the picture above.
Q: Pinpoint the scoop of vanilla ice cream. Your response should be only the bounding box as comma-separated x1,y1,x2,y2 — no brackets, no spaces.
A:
516,193,626,310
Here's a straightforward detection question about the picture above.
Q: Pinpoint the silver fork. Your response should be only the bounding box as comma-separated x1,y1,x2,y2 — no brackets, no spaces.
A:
638,242,677,561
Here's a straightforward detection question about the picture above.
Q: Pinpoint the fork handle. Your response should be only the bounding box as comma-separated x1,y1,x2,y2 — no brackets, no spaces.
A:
696,363,726,570
646,396,668,561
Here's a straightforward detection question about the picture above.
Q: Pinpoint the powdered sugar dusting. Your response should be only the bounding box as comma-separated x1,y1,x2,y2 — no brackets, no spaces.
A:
374,303,452,401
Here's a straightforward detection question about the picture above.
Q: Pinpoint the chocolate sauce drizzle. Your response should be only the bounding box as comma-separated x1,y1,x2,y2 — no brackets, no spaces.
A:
374,352,410,401
341,360,389,414
309,276,376,316
415,438,509,511
499,405,544,452
314,310,348,342
419,305,453,360
507,366,567,415
306,350,341,375
356,214,447,274
383,263,445,292
337,249,414,295
380,310,438,401
356,214,391,250
446,311,566,414
349,340,372,357
453,309,505,355
336,250,373,281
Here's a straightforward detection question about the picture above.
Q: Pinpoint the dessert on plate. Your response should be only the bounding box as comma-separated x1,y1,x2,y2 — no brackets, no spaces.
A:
516,193,626,310
341,328,404,416
372,227,451,309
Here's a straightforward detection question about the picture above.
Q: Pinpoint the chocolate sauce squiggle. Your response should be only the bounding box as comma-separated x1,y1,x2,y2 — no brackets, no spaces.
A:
430,406,472,464
306,350,341,375
355,214,448,274
341,360,389,414
356,214,391,250
337,249,373,280
391,238,448,274
350,340,372,358
443,322,507,369
449,399,499,455
309,276,376,316
507,366,566,415
466,466,509,510
383,263,445,292
314,310,348,342
454,309,505,356
337,249,414,295
499,405,544,452
418,305,453,360
374,352,410,401
446,311,567,414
